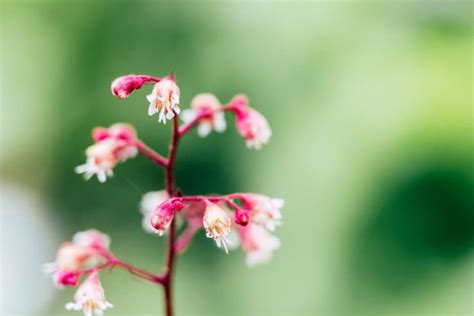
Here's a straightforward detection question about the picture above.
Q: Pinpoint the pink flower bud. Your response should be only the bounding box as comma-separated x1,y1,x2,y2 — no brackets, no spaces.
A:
55,271,79,287
92,127,110,142
111,74,159,99
234,208,250,226
150,199,183,236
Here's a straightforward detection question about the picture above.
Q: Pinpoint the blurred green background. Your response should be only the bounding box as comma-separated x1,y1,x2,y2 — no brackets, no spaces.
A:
1,1,473,315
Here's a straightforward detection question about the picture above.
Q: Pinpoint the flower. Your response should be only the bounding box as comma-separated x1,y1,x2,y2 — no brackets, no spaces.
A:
240,224,280,267
65,271,113,316
230,95,271,149
150,199,184,236
73,229,111,250
139,191,169,234
44,230,111,287
181,93,226,137
75,124,138,183
146,77,180,123
243,194,283,231
203,203,233,253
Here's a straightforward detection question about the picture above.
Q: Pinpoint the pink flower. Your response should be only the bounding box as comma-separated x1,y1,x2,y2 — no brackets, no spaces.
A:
181,93,226,137
139,191,169,234
146,77,180,124
243,194,283,231
203,203,233,253
111,74,158,99
73,229,111,250
65,271,113,315
150,199,184,236
75,124,138,183
230,95,271,149
240,224,280,267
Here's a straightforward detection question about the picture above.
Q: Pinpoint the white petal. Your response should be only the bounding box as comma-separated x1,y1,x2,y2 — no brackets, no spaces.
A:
197,122,212,137
213,113,227,132
146,94,155,103
148,103,158,116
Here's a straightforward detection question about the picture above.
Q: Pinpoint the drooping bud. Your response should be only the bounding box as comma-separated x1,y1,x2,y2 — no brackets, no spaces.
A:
150,199,184,236
111,74,159,99
54,270,79,287
234,208,250,226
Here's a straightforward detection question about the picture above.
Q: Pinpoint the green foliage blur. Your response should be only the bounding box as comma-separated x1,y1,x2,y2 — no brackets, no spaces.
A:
1,1,472,315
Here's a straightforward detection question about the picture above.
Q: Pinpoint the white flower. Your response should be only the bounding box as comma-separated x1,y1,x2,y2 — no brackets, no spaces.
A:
181,93,226,137
231,95,271,149
245,194,284,231
75,139,119,183
203,203,233,253
146,77,180,124
240,224,280,267
73,229,111,250
139,191,169,234
65,271,113,316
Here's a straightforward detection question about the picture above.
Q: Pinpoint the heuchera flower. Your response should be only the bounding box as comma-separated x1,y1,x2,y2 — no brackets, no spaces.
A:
230,95,271,149
203,203,233,253
140,191,169,234
75,124,138,183
240,223,280,267
181,93,226,137
44,230,111,287
242,194,283,231
147,77,180,124
65,271,113,316
150,199,185,236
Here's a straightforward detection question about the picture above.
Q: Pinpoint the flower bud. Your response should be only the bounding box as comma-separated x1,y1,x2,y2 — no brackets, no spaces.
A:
54,271,79,287
111,74,156,99
150,199,184,236
234,208,250,226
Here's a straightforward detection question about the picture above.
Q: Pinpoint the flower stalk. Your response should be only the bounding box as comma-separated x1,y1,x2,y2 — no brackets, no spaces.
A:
47,72,283,316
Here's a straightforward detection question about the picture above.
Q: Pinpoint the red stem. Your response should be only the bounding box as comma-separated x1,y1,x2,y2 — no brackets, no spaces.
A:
135,139,168,168
163,115,180,316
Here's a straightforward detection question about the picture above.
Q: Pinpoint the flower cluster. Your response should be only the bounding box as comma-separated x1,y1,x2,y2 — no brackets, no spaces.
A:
75,124,138,182
50,72,283,315
146,193,283,266
44,230,113,315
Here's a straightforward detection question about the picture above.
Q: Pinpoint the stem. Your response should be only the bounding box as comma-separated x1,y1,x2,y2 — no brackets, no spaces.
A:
135,139,168,168
163,115,180,316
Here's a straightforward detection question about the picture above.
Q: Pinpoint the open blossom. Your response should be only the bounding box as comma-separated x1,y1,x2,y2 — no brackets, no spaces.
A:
147,77,180,124
203,203,233,253
230,95,271,149
181,93,226,137
75,124,138,183
66,271,113,316
240,224,280,267
140,191,169,234
243,194,283,231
